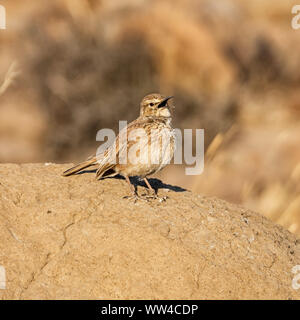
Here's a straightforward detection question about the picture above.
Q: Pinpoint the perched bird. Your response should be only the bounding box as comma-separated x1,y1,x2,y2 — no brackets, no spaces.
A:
63,93,175,200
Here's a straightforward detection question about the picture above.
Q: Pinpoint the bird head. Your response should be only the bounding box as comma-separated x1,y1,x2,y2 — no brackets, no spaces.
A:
140,93,174,118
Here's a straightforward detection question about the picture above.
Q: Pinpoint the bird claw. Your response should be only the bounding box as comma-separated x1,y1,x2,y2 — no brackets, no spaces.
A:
140,193,169,202
123,194,149,203
123,193,168,203
158,196,168,202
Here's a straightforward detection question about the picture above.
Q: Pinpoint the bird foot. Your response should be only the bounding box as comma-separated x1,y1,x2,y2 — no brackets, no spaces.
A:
156,195,168,202
123,194,149,203
140,192,169,202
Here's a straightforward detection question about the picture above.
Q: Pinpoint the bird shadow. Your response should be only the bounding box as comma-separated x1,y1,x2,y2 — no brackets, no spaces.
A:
131,176,186,193
77,169,186,193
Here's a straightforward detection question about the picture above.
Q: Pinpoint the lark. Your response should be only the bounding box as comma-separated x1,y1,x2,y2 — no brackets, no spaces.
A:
63,93,175,201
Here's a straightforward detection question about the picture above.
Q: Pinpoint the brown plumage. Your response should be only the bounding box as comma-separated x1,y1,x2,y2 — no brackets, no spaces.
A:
63,93,175,200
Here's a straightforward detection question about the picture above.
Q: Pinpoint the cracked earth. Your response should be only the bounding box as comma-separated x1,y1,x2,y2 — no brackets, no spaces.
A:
0,163,299,299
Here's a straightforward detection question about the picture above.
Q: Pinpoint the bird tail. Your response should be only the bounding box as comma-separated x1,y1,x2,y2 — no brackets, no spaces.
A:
96,163,116,180
62,156,97,176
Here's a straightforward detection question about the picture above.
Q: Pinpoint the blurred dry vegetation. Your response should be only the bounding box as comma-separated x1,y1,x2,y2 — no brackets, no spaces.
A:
0,0,300,235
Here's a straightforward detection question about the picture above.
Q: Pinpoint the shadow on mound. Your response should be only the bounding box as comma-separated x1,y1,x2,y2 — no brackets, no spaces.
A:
77,168,186,193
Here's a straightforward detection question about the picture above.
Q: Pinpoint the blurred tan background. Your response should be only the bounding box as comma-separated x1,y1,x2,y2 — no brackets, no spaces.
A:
0,0,300,235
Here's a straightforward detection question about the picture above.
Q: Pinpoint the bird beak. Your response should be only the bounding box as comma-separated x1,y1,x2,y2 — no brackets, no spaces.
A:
157,96,174,108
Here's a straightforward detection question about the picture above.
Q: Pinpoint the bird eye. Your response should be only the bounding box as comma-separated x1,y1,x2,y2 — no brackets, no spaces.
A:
149,102,154,107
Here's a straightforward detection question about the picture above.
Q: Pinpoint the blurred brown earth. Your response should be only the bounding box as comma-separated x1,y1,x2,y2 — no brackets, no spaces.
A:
0,0,300,235
0,164,299,299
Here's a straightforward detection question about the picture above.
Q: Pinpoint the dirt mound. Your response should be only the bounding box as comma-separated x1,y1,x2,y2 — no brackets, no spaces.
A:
0,163,299,299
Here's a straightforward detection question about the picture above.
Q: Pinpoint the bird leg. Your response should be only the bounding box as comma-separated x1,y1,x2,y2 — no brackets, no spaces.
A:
123,175,145,202
125,175,136,195
143,177,167,202
143,178,156,196
123,176,167,202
